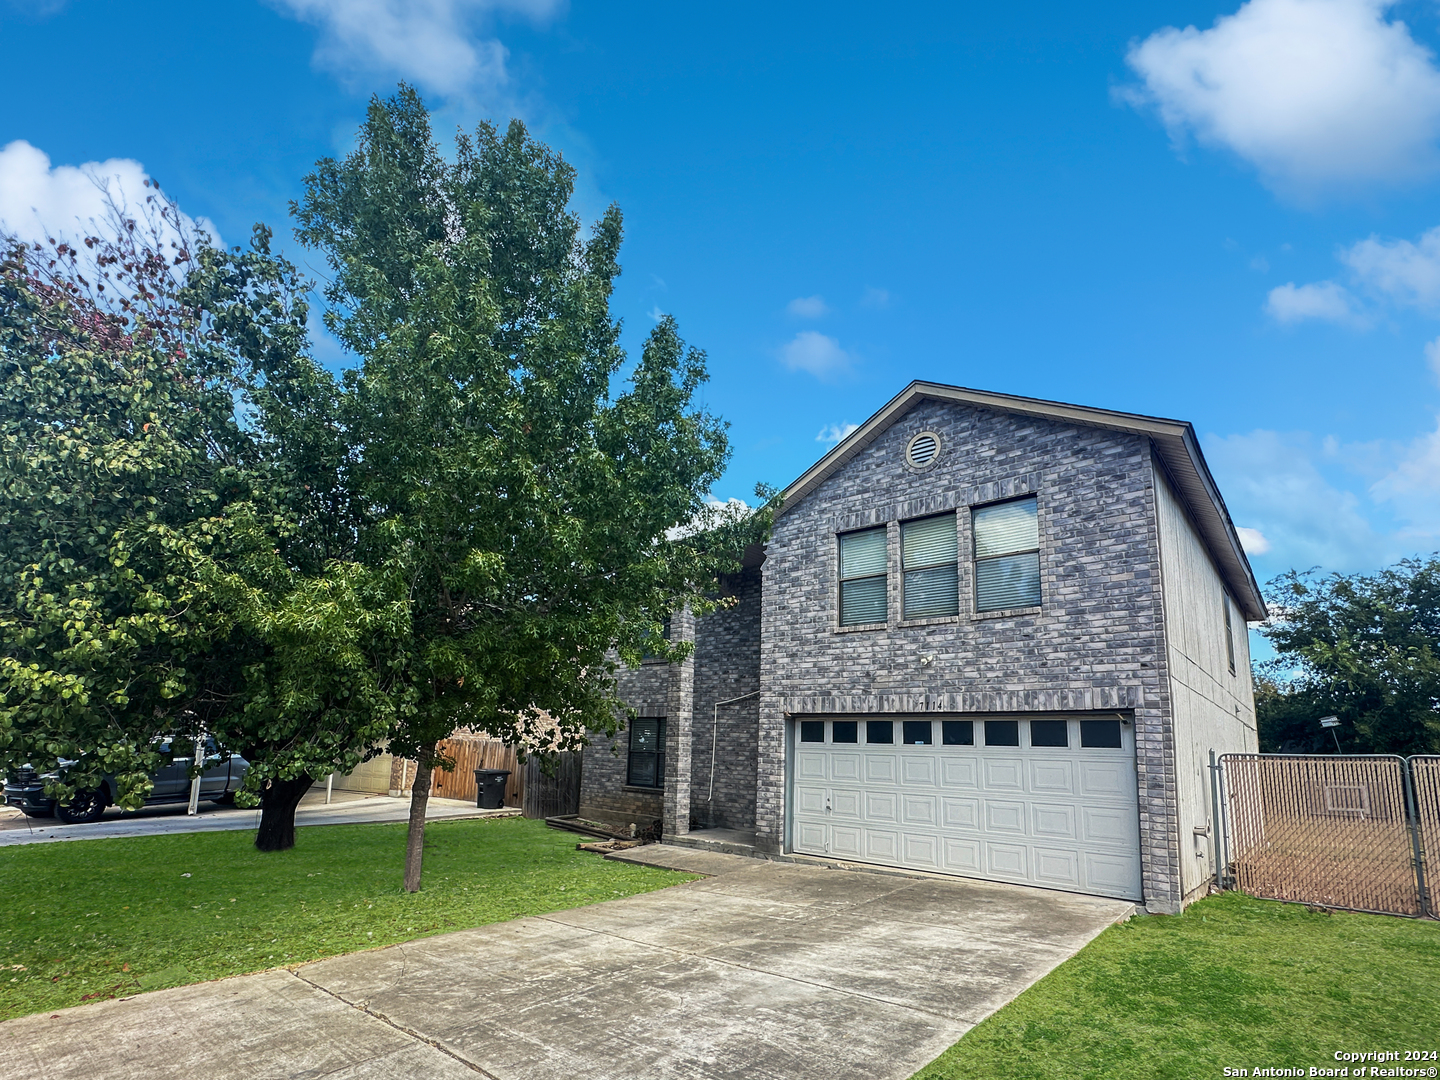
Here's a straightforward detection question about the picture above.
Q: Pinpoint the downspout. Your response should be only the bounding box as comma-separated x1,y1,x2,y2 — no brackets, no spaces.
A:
709,690,762,804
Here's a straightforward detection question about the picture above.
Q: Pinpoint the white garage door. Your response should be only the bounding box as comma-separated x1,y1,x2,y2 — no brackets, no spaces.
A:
789,714,1143,901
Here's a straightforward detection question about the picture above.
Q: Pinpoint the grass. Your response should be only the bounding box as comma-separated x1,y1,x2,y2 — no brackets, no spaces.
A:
913,891,1440,1080
0,816,693,1020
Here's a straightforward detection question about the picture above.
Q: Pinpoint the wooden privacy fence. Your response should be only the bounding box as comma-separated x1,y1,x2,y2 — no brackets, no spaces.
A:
420,736,581,819
1219,754,1435,918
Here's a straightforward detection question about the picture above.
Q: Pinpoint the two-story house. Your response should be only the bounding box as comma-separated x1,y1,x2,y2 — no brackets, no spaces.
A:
578,381,1265,913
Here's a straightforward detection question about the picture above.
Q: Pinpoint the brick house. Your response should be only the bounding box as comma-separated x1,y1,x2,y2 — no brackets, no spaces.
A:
578,381,1265,912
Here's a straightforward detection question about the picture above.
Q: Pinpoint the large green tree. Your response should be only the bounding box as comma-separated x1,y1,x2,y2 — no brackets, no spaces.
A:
1257,556,1440,755
294,86,767,890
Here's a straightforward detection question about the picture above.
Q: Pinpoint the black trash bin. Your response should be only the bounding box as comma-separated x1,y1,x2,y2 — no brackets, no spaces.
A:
473,769,511,810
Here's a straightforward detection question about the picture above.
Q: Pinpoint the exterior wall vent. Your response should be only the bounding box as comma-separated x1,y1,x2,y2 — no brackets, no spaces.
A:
905,431,941,470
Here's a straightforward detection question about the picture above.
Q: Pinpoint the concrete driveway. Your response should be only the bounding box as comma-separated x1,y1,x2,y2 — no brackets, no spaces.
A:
4,846,1133,1080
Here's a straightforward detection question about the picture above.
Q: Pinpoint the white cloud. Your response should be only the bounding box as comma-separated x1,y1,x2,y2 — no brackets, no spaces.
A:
779,331,853,380
1123,0,1440,195
860,286,891,309
646,305,666,321
1340,226,1440,309
1235,526,1272,555
786,295,828,318
1367,417,1440,541
0,139,218,248
816,422,859,446
1204,429,1390,571
1265,280,1362,324
267,0,563,98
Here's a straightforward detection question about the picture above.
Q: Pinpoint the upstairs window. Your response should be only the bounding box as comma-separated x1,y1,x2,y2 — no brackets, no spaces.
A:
973,496,1041,612
1224,597,1236,675
627,718,666,788
901,514,959,619
839,526,888,626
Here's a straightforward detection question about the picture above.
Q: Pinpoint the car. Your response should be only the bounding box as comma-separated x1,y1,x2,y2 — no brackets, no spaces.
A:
3,739,250,824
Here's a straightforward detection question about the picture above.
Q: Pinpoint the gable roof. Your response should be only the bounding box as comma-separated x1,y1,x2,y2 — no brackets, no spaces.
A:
779,381,1267,621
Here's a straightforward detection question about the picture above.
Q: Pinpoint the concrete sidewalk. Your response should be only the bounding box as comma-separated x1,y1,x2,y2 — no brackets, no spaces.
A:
0,790,517,846
2,846,1134,1080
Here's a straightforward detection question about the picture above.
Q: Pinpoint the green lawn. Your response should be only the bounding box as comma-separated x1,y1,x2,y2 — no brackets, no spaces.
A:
0,816,693,1020
913,892,1440,1080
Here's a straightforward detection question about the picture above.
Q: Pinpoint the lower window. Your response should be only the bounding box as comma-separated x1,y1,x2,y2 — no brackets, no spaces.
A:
627,718,666,787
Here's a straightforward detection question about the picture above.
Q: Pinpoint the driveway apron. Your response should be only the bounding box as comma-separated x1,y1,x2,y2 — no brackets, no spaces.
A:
2,847,1133,1080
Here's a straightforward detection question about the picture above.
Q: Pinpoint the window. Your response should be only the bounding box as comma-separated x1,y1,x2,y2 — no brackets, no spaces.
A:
866,720,894,744
627,718,666,788
800,720,825,743
984,719,1020,746
1080,720,1122,749
942,720,974,745
973,496,1041,612
1030,720,1068,747
1224,597,1236,675
641,616,671,662
839,527,887,625
901,514,959,619
902,720,933,745
832,720,859,743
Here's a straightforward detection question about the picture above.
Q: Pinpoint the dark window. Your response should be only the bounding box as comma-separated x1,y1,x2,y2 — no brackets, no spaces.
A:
901,514,959,619
641,616,671,661
902,720,933,745
1080,720,1123,749
1224,598,1237,675
800,720,825,743
839,527,888,625
832,721,859,744
627,718,666,788
866,720,894,744
1030,720,1068,747
984,719,1020,746
942,720,974,745
973,497,1041,612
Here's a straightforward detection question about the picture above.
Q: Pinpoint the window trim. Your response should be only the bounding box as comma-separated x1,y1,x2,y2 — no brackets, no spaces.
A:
1224,596,1237,675
837,525,889,628
626,717,666,789
972,495,1042,614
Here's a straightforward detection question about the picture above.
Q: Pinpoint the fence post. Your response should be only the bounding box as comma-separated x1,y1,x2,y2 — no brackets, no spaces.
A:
1209,750,1223,891
1215,754,1233,889
1402,758,1431,919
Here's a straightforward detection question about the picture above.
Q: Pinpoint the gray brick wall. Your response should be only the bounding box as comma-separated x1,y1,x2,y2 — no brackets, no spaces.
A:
577,655,669,829
756,398,1183,911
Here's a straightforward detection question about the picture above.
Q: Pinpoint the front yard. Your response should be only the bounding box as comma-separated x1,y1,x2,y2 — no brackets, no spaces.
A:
0,816,692,1020
913,891,1440,1080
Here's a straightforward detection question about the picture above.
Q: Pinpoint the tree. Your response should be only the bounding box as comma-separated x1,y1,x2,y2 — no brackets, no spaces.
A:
1257,557,1440,755
293,86,767,891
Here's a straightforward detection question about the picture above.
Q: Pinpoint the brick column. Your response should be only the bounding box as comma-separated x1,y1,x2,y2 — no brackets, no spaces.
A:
663,606,696,837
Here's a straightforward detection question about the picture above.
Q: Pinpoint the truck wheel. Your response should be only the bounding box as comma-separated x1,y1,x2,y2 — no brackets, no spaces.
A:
54,788,106,824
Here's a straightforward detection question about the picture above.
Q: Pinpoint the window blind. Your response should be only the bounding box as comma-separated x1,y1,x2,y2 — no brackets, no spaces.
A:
839,526,887,578
975,551,1041,611
902,513,959,619
973,497,1041,611
839,527,887,625
973,498,1038,558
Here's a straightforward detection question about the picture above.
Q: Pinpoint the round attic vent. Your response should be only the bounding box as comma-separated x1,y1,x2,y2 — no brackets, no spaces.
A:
906,431,941,470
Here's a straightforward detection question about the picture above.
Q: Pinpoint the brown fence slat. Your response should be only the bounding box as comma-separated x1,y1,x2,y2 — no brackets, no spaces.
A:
1221,754,1421,917
429,738,522,808
1413,756,1440,916
522,752,582,819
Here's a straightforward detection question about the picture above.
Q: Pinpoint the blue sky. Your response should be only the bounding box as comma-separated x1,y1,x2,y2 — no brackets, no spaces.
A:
4,0,1440,604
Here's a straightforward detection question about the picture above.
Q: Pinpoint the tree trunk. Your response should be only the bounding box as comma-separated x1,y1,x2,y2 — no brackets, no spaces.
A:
403,752,436,893
254,776,315,852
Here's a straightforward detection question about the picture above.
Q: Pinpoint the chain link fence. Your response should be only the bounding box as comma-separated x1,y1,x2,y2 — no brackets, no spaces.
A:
1219,753,1433,918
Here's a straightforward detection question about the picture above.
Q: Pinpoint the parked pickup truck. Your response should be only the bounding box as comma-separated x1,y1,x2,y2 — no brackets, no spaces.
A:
3,739,250,824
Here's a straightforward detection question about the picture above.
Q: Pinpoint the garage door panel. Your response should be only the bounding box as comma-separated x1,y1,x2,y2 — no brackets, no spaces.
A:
942,797,981,830
1031,802,1078,839
789,718,1142,902
941,758,979,787
864,791,898,821
865,829,899,861
1029,760,1076,794
984,758,1025,791
830,754,862,781
901,756,936,785
984,799,1027,834
901,794,938,827
987,842,1028,877
903,833,939,867
1033,847,1081,889
797,752,827,780
865,755,897,783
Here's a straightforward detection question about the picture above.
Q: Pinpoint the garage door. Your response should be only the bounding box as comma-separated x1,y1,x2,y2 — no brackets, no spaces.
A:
789,714,1143,901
